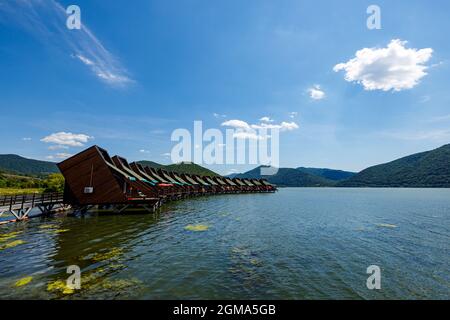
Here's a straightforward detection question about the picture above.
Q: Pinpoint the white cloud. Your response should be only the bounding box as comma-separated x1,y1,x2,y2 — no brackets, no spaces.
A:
251,121,299,132
41,132,93,147
48,145,69,150
213,113,227,118
308,85,325,100
55,153,73,159
139,149,150,154
46,153,73,160
22,137,32,141
0,1,133,87
233,131,267,140
334,39,433,91
221,118,299,140
221,120,252,131
289,112,298,119
161,153,171,157
259,116,274,122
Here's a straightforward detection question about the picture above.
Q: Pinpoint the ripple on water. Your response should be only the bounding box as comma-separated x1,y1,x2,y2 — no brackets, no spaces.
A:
0,188,449,299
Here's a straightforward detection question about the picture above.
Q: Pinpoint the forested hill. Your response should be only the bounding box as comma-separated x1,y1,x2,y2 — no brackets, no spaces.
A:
337,144,450,187
0,154,59,176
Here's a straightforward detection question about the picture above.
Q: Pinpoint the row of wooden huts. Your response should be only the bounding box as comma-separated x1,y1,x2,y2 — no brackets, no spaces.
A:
58,146,276,213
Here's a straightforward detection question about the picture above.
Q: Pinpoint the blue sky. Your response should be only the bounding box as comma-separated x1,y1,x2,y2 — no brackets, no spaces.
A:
0,0,449,174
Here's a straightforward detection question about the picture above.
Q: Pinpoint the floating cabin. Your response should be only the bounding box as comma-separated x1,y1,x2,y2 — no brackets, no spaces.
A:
58,146,276,214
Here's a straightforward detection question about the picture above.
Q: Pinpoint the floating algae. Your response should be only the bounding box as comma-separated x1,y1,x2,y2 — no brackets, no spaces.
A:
99,278,142,291
184,224,209,232
0,231,22,243
39,224,56,229
14,276,33,287
91,247,124,262
47,280,74,295
249,258,262,266
52,229,70,234
376,223,397,229
0,240,25,250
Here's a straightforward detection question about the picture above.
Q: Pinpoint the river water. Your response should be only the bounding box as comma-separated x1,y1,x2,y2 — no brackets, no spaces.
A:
0,188,449,299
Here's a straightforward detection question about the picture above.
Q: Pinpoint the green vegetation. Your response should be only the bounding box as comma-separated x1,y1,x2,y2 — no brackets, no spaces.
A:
136,160,164,169
165,162,220,177
42,173,65,193
0,172,64,195
0,188,43,196
235,166,335,187
0,171,42,189
338,144,450,187
297,167,355,181
0,154,59,175
138,160,220,177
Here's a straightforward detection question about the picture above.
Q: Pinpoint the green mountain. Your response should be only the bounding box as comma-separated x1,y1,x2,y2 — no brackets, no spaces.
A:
338,144,450,187
235,166,335,187
137,160,164,169
138,161,220,177
297,167,356,181
0,154,59,176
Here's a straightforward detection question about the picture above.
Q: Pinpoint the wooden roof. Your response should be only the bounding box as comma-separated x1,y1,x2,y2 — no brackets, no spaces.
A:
232,178,247,186
181,174,199,185
223,177,237,186
204,176,218,186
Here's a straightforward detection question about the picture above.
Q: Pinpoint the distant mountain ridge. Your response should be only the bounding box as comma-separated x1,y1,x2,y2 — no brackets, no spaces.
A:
0,154,59,176
3,143,449,187
297,167,356,181
337,144,450,187
234,166,335,187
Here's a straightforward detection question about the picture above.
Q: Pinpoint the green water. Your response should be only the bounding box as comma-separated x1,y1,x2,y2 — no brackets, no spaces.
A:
0,188,449,299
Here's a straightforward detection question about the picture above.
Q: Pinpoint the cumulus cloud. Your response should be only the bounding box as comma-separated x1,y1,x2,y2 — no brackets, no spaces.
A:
334,39,433,91
221,120,252,131
46,153,73,160
41,132,93,147
308,85,325,100
233,131,267,140
221,118,299,140
259,116,274,122
0,1,133,86
48,145,69,150
251,122,299,132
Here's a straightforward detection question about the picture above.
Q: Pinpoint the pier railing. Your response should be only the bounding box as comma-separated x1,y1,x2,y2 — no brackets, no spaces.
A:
0,192,64,211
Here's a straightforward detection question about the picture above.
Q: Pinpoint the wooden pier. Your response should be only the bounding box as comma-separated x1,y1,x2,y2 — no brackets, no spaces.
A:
0,192,66,221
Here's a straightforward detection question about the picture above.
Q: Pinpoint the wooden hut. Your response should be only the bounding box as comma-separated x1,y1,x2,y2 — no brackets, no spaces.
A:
57,146,159,208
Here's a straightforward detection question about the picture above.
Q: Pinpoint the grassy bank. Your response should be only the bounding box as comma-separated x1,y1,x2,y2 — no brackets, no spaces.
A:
0,188,43,196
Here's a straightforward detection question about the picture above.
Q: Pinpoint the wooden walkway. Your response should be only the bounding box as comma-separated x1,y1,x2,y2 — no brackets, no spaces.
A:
0,193,65,221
